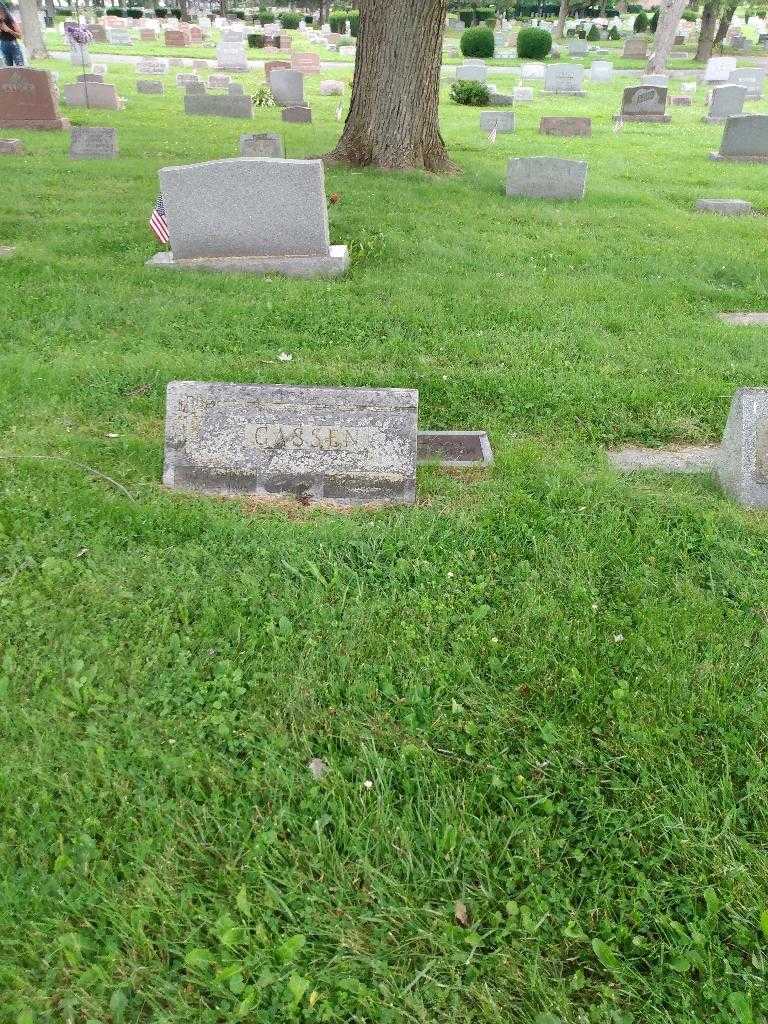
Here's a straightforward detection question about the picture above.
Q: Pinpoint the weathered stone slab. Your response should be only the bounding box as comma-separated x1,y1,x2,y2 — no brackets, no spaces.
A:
264,59,291,82
185,82,207,95
0,138,24,154
480,110,514,132
729,67,765,99
417,431,493,467
217,41,248,70
641,73,668,88
704,84,747,122
0,245,15,257
539,116,591,136
711,114,768,162
696,198,753,215
69,125,117,159
671,95,692,106
165,29,189,46
622,35,647,58
718,388,768,506
456,64,487,82
568,39,588,55
137,58,169,75
208,74,231,89
77,73,105,84
184,93,253,118
240,131,284,157
106,27,133,44
282,104,312,123
320,79,344,95
292,51,321,73
0,68,68,130
146,157,348,278
520,63,545,80
544,62,585,95
719,312,768,325
512,86,534,101
590,60,613,82
63,82,124,110
616,85,670,122
608,444,717,474
705,56,737,82
176,73,200,86
137,79,165,94
163,382,418,506
506,157,587,200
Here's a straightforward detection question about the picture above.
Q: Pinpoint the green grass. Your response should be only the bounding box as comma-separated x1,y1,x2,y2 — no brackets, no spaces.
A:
2,58,768,1024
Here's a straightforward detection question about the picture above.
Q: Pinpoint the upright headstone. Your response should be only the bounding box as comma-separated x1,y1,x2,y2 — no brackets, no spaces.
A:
162,381,418,506
711,114,768,162
0,68,68,130
137,79,165,94
63,82,125,110
705,56,737,82
568,38,588,56
240,131,284,157
543,63,585,95
282,104,312,123
105,28,133,44
184,93,253,118
622,35,647,58
590,60,613,83
539,116,591,136
641,73,668,88
69,125,118,159
217,41,248,70
520,62,545,80
264,59,291,82
718,389,768,506
137,58,169,75
616,85,670,123
505,157,587,200
319,79,344,95
0,138,24,154
456,64,487,82
208,73,231,89
480,110,514,132
146,158,348,277
270,68,304,105
705,84,747,123
728,67,765,99
165,29,189,46
291,52,321,73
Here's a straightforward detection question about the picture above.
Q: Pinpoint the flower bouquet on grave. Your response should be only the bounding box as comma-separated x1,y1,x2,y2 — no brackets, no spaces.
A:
65,24,94,108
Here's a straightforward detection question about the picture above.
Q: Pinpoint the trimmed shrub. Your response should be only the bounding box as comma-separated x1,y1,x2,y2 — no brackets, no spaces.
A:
329,10,347,32
607,25,620,39
154,6,168,15
106,6,123,13
258,12,272,25
170,8,181,17
304,14,312,23
279,11,300,28
460,26,494,57
247,32,265,46
587,23,600,39
348,10,359,36
649,9,659,30
633,10,649,30
458,9,473,27
126,7,142,15
681,8,698,18
516,26,552,58
232,10,246,19
450,80,491,105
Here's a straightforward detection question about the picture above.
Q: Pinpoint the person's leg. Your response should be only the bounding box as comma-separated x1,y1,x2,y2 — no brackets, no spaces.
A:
0,40,12,66
9,40,24,65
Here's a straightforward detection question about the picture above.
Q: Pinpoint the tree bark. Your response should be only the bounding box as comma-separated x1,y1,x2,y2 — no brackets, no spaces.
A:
18,0,47,58
326,0,454,173
645,0,687,71
695,0,719,61
714,3,736,44
555,0,568,38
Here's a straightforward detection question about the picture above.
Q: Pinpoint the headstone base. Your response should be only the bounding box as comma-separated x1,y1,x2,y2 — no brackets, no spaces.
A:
613,113,671,123
0,117,69,130
417,431,493,467
702,115,729,123
543,90,586,97
709,150,768,163
146,246,349,279
696,198,753,216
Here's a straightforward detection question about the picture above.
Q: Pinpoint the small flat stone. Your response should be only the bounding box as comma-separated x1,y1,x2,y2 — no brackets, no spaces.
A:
720,312,768,326
0,139,24,155
0,245,16,257
417,431,493,467
696,198,753,216
607,444,718,474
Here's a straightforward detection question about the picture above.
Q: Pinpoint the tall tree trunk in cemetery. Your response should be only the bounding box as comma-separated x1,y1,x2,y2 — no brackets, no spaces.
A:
695,0,720,61
714,3,736,43
555,0,569,38
18,0,47,58
326,0,455,173
646,0,687,71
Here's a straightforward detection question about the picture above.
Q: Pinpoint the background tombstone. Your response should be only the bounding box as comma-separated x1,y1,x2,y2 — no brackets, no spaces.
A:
146,157,348,277
456,64,487,82
240,131,284,157
616,85,670,123
540,116,591,136
69,125,117,159
622,35,647,58
184,92,253,118
270,68,304,106
505,157,587,200
217,41,249,70
208,74,231,89
718,388,768,507
642,74,668,88
520,63,545,80
728,67,765,100
567,38,588,56
0,138,24,154
0,68,69,130
138,80,164,95
590,60,613,83
165,29,189,46
282,104,312,123
705,56,737,82
480,110,514,133
162,381,418,507
63,82,125,110
711,114,768,162
292,52,321,74
264,59,291,83
544,63,585,95
705,84,747,123
137,58,169,75
319,80,344,95
185,82,207,95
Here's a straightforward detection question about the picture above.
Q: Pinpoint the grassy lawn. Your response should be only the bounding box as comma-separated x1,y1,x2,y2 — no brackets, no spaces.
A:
2,56,768,1024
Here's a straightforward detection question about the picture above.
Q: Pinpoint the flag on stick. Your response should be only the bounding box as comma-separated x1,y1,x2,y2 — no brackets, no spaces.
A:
335,99,343,122
149,193,169,244
487,125,497,144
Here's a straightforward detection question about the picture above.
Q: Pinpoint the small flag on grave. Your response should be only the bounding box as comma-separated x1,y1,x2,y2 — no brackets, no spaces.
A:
487,125,497,144
335,99,343,122
149,192,169,244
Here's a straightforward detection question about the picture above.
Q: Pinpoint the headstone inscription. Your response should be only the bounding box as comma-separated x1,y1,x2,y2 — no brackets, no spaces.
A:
539,116,591,136
217,41,248,70
480,110,514,132
704,84,747,123
137,58,169,75
0,68,68,130
162,382,418,506
710,114,768,162
543,63,585,95
622,35,647,58
718,388,768,507
63,82,125,110
728,67,765,99
146,157,348,278
292,52,321,73
616,85,670,123
137,80,164,94
270,68,304,105
282,104,312,123
505,157,587,200
705,56,737,82
184,92,253,118
69,125,118,159
240,131,284,157
208,74,231,89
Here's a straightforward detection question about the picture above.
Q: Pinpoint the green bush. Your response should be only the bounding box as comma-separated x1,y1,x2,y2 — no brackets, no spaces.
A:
633,10,649,30
170,7,181,16
126,7,142,15
154,6,168,16
681,8,698,18
607,25,620,39
105,5,123,13
649,9,659,30
587,23,600,39
304,14,313,23
516,26,553,58
329,10,347,32
460,26,495,57
247,32,265,47
450,80,491,105
348,10,359,36
278,11,300,28
232,10,246,19
458,9,474,27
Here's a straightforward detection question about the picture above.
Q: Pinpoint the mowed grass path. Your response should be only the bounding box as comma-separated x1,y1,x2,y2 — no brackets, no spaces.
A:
2,60,768,1024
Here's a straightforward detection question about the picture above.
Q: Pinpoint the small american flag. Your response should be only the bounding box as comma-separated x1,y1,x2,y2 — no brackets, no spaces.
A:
487,125,497,144
149,193,169,244
335,99,343,122
613,116,624,134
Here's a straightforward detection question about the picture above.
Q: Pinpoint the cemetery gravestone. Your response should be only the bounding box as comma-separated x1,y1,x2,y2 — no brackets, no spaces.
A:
540,116,591,136
320,80,344,95
217,42,248,71
165,29,189,46
590,60,613,83
208,74,231,89
270,68,304,105
228,83,244,96
728,67,765,99
69,125,117,159
240,132,284,157
292,52,321,73
616,85,670,123
544,63,585,95
718,388,768,507
711,113,768,162
705,56,737,82
184,92,253,118
568,38,588,56
77,73,105,84
137,58,169,75
520,63,545,80
138,80,164,94
513,86,534,101
642,74,668,88
0,138,24,154
671,96,692,106
162,382,418,507
106,28,133,44
417,431,493,468
480,110,514,132
456,64,487,82
696,198,753,215
176,73,200,86
0,68,68,130
622,36,647,58
140,28,158,41
146,157,348,277
185,82,207,95
63,82,125,110
282,104,312,123
705,84,747,123
265,59,291,82
506,157,587,200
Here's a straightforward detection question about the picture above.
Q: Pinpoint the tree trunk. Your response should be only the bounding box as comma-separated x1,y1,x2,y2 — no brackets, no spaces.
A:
695,0,719,60
555,0,568,39
18,0,47,58
714,3,736,44
646,0,687,71
326,0,454,173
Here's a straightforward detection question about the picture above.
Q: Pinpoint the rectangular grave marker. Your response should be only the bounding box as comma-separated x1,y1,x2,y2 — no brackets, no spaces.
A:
0,68,68,130
711,113,768,162
506,156,587,200
718,388,768,506
69,125,117,159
